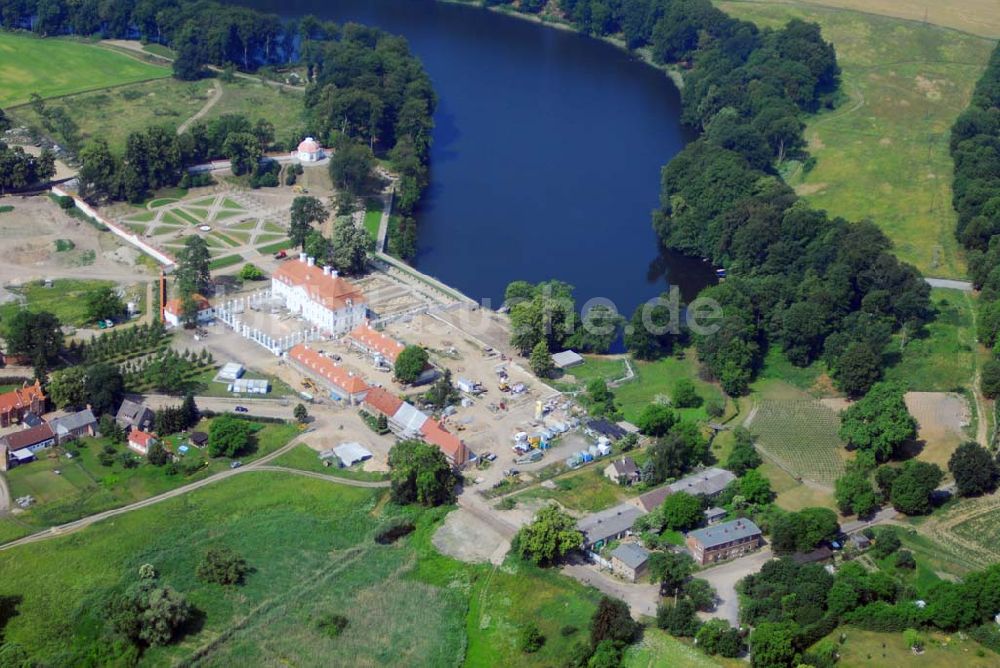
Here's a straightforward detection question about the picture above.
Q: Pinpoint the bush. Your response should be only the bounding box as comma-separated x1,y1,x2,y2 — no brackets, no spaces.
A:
315,612,349,638
560,625,578,637
519,622,544,653
895,550,916,569
57,195,75,209
196,546,250,585
672,378,702,408
374,521,415,545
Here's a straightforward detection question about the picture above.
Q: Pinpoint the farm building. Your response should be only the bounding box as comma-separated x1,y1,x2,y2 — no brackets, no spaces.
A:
0,381,46,428
704,507,727,525
0,424,56,469
127,430,157,456
116,399,155,433
610,543,650,582
163,294,214,328
551,350,584,369
189,431,209,448
631,469,738,513
49,409,97,444
603,457,640,486
296,137,325,162
686,519,762,565
272,255,367,334
361,387,469,466
333,442,373,467
578,503,645,551
289,345,369,405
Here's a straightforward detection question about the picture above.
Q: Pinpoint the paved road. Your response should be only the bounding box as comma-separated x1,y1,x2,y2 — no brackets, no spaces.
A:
925,278,973,291
0,430,388,552
697,547,773,626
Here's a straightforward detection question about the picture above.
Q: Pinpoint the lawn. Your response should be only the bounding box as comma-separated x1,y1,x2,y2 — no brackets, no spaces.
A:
760,460,838,512
0,278,116,327
3,421,299,533
817,628,995,667
613,351,728,424
884,288,982,392
209,254,244,270
718,2,995,278
755,347,832,397
624,629,737,667
748,383,848,486
515,465,638,513
554,356,629,392
364,206,382,241
0,33,169,107
206,77,305,136
257,238,294,254
271,443,390,481
0,471,607,666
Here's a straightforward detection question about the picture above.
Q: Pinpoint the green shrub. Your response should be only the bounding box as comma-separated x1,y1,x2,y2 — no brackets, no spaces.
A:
315,613,349,638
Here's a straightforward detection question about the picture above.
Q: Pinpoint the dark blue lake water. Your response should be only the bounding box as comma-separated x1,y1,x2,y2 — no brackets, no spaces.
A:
240,0,714,321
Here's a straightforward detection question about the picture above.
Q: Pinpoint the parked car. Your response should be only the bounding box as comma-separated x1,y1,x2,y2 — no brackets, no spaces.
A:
234,406,249,413
104,319,115,328
482,452,497,462
274,250,287,259
230,461,242,469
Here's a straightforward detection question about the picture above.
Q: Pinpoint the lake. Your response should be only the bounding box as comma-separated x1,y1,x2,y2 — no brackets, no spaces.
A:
239,0,715,323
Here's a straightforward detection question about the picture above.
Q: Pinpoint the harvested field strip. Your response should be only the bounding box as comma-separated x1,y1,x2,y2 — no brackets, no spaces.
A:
749,399,846,486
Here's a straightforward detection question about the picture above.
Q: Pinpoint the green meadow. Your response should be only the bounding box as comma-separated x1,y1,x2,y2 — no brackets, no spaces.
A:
0,32,168,107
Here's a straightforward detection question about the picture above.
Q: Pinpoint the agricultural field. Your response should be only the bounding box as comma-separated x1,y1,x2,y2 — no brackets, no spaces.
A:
0,278,117,327
817,628,995,668
624,629,741,668
719,1,996,278
3,421,299,534
912,492,1000,571
0,472,602,666
759,460,838,512
0,33,168,107
748,385,848,486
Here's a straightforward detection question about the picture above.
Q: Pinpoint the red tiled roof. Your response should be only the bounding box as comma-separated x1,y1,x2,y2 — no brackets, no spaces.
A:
2,424,54,451
363,386,404,417
420,419,468,466
348,323,405,363
164,293,211,316
290,345,369,395
129,430,156,448
0,382,45,415
273,261,366,311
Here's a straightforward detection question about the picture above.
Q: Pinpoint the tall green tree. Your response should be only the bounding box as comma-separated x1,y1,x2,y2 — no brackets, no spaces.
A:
387,439,457,507
288,196,328,250
890,460,943,515
330,217,373,275
175,236,212,295
223,132,262,176
5,310,63,365
529,340,555,378
838,382,916,465
512,503,583,565
948,441,998,497
394,345,428,384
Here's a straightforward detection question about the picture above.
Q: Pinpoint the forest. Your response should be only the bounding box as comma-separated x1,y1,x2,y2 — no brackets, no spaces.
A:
950,43,1000,404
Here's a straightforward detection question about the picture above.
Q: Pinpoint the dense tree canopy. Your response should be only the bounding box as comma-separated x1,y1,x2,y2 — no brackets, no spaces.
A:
387,439,457,506
207,414,255,458
394,345,429,384
512,503,583,565
838,382,916,465
889,460,943,515
949,441,999,497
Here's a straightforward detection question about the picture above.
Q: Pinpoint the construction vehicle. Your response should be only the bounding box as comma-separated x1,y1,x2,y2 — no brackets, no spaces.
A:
498,381,510,392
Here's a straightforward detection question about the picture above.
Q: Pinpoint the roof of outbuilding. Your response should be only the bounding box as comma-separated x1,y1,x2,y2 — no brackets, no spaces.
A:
290,345,369,395
1,424,54,451
578,504,645,546
50,409,96,434
611,542,650,569
349,323,405,362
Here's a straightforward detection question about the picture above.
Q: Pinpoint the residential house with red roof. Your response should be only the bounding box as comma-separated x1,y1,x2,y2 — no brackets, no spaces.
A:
0,381,46,428
127,430,157,456
289,344,370,405
272,254,367,334
163,294,214,328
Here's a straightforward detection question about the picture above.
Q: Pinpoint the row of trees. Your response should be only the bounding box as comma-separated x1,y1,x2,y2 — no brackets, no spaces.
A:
950,44,1000,402
78,114,274,203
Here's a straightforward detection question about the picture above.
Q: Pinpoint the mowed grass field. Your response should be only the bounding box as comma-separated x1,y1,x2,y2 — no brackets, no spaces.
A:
718,1,996,278
0,32,168,107
818,628,996,668
0,472,602,666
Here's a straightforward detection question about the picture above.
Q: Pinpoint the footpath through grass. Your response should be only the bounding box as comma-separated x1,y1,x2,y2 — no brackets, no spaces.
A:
0,472,603,666
0,32,169,107
719,1,996,278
